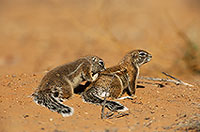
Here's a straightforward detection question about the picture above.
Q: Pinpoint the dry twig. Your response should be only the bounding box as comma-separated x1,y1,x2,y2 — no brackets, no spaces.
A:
106,112,129,119
101,88,109,119
162,72,193,87
101,74,115,119
138,72,193,87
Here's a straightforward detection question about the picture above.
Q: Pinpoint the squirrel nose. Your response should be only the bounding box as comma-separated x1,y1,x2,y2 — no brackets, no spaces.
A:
147,55,152,62
102,67,106,71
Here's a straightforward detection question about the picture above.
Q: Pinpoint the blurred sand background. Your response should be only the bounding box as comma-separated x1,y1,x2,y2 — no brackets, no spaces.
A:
0,0,199,78
0,0,200,132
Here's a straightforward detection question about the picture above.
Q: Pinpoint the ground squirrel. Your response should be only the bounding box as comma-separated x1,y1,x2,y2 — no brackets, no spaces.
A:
32,56,105,117
82,50,152,112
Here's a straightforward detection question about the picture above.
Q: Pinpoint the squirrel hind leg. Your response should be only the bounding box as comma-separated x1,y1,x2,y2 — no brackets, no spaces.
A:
82,87,128,112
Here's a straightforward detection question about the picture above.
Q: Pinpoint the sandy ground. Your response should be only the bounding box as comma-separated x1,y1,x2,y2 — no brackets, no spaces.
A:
0,0,200,132
0,73,200,132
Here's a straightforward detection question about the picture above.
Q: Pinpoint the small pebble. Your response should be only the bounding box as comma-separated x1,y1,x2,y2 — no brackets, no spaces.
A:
145,117,150,120
23,114,29,118
161,114,165,117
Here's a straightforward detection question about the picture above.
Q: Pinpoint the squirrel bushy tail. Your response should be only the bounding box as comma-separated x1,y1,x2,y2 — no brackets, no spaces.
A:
32,92,74,117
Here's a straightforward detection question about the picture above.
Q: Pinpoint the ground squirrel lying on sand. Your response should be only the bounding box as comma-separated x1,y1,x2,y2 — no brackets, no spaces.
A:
82,50,152,112
32,56,105,117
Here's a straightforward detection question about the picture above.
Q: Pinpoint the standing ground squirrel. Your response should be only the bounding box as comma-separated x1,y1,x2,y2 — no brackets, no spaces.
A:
32,56,105,117
82,50,152,112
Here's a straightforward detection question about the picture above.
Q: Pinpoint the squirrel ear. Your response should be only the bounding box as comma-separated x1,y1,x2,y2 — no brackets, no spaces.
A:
131,52,137,58
92,57,97,62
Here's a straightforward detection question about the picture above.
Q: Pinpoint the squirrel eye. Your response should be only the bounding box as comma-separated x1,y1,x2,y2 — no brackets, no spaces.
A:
139,52,146,56
99,60,104,66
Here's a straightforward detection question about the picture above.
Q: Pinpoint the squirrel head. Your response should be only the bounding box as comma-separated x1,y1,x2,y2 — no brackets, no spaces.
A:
86,56,105,74
120,50,152,67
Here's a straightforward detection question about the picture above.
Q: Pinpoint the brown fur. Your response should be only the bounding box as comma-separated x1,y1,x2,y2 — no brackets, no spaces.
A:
32,56,105,117
82,50,152,112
